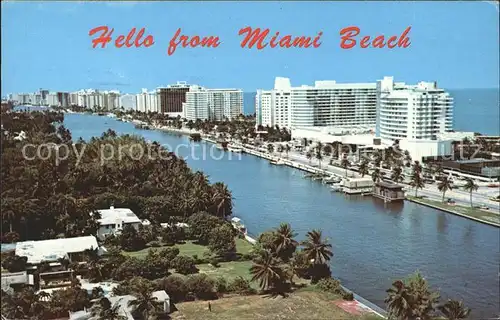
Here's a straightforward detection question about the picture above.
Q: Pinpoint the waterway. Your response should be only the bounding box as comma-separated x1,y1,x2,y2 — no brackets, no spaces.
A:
64,113,499,317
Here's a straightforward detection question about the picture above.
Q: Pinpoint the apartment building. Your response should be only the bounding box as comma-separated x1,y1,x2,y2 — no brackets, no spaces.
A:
120,94,137,110
135,89,158,113
184,86,209,121
208,89,243,121
56,92,70,108
102,90,121,111
46,92,58,106
184,87,243,121
256,77,377,129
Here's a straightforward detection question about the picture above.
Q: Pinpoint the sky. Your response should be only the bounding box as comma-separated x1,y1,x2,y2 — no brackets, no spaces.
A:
1,1,499,94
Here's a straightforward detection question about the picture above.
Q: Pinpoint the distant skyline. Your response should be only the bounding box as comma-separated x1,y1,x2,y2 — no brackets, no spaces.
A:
2,1,499,94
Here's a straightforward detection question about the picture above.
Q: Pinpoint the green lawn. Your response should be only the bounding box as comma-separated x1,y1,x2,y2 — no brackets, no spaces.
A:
123,238,254,259
407,196,500,226
197,260,254,282
172,290,384,320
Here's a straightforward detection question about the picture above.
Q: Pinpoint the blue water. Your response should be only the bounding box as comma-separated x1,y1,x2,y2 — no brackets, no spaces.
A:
62,114,499,318
449,88,499,135
244,88,500,135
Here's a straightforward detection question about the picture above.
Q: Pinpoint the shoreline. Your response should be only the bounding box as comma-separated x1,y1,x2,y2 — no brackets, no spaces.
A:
406,197,500,228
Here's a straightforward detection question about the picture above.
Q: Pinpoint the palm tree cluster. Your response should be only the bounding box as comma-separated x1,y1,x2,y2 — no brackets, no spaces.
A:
385,272,471,320
410,161,425,197
1,110,233,241
250,224,333,294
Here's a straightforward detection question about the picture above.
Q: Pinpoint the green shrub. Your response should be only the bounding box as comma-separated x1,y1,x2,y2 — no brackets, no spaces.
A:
158,247,180,261
342,291,354,301
227,276,256,295
161,275,187,303
209,258,220,268
317,278,342,294
172,255,198,275
214,277,227,294
185,274,216,300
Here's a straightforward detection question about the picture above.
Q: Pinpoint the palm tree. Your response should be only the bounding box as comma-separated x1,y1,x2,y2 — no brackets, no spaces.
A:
462,178,479,208
285,144,291,158
404,151,412,167
438,177,453,203
391,166,404,183
359,160,369,177
277,145,284,158
315,149,323,168
212,182,233,217
385,280,412,320
340,156,350,177
306,151,312,164
91,297,126,320
249,250,284,291
267,143,274,154
372,150,382,168
128,287,159,320
301,229,333,265
273,223,298,261
371,168,382,183
438,299,471,320
410,162,425,197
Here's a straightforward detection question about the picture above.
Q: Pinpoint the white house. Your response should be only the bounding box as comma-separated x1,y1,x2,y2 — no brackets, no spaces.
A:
15,236,101,264
94,206,143,240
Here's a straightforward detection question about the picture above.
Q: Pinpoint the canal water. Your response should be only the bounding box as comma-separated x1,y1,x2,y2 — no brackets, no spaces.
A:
64,113,499,317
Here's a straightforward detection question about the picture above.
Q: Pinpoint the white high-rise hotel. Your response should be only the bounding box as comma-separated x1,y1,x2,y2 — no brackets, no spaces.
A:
376,76,453,141
256,77,377,129
376,76,453,160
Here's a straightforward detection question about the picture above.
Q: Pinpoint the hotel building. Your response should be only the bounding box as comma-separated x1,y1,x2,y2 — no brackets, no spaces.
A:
376,76,453,140
376,76,454,161
256,77,377,129
157,81,190,115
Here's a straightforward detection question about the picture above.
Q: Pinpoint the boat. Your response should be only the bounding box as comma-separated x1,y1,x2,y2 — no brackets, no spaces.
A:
270,159,285,165
228,145,243,153
323,176,341,184
330,183,343,192
230,217,247,235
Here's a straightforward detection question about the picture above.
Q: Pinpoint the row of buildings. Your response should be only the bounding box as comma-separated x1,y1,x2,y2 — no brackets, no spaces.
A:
256,76,458,162
8,82,244,121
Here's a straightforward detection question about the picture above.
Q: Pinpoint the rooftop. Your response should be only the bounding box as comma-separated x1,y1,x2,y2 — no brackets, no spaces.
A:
376,181,404,189
15,236,99,264
95,206,141,225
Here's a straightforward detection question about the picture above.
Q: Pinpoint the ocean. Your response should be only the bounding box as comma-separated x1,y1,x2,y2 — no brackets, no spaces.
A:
243,88,500,135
